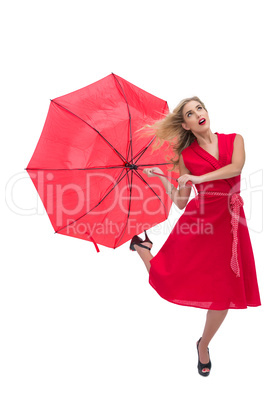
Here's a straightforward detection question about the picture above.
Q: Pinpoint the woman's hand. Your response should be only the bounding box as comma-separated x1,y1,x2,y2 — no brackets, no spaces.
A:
143,167,164,178
177,174,202,188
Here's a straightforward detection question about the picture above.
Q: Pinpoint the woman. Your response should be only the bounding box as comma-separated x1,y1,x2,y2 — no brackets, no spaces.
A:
129,96,261,376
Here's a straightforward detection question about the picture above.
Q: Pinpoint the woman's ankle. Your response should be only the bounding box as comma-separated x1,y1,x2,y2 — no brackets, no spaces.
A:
199,337,209,349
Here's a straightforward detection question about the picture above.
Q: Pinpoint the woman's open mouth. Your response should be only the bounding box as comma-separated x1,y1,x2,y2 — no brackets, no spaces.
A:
199,118,206,125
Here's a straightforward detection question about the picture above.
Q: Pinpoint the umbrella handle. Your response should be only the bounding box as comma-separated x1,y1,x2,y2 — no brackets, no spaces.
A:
152,171,199,208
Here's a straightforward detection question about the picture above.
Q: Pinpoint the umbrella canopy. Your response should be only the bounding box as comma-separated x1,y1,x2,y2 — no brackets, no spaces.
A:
26,73,176,252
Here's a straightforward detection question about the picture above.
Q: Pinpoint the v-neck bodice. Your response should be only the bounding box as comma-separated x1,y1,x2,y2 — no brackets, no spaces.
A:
193,132,220,162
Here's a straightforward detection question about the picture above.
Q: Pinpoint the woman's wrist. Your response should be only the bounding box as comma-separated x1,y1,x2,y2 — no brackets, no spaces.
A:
160,177,177,196
166,183,175,195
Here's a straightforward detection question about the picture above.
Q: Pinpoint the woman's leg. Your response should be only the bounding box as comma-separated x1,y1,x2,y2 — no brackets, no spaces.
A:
133,242,153,273
198,309,229,365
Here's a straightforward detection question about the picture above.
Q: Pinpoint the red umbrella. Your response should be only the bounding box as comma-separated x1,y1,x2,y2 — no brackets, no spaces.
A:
26,73,191,252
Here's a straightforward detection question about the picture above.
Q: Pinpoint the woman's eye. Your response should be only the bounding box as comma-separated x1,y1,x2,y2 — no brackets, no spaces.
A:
187,112,192,117
198,106,202,110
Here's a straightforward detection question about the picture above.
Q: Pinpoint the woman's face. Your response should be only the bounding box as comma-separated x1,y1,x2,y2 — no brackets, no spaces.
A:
181,100,210,133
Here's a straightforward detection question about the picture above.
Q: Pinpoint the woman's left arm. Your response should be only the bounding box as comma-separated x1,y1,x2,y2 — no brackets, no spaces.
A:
198,134,246,183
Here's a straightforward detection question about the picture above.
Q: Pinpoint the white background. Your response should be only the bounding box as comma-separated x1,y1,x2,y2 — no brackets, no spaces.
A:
1,0,267,400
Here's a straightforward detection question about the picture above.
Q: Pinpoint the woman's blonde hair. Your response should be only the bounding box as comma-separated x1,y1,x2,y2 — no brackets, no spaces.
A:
137,96,207,172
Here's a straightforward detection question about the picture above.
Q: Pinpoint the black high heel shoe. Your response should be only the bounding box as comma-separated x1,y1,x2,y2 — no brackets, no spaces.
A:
129,230,153,251
196,337,212,377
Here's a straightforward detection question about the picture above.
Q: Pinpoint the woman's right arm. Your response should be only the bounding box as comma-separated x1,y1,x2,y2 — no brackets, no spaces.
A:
176,154,192,209
156,154,192,210
143,154,192,209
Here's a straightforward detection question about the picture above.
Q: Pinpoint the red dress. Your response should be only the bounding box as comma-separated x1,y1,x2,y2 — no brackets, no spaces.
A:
148,132,261,310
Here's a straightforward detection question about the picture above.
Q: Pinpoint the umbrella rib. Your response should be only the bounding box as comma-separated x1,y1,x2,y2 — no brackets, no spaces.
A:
112,73,133,164
132,137,156,164
136,163,171,167
26,165,126,171
113,169,134,249
51,99,128,164
133,170,170,218
55,168,128,234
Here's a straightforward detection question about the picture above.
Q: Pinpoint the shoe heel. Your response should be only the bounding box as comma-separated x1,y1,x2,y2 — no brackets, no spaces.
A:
144,230,153,245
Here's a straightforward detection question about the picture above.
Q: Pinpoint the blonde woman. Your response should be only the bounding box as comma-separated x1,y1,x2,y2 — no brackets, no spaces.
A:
129,96,261,376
